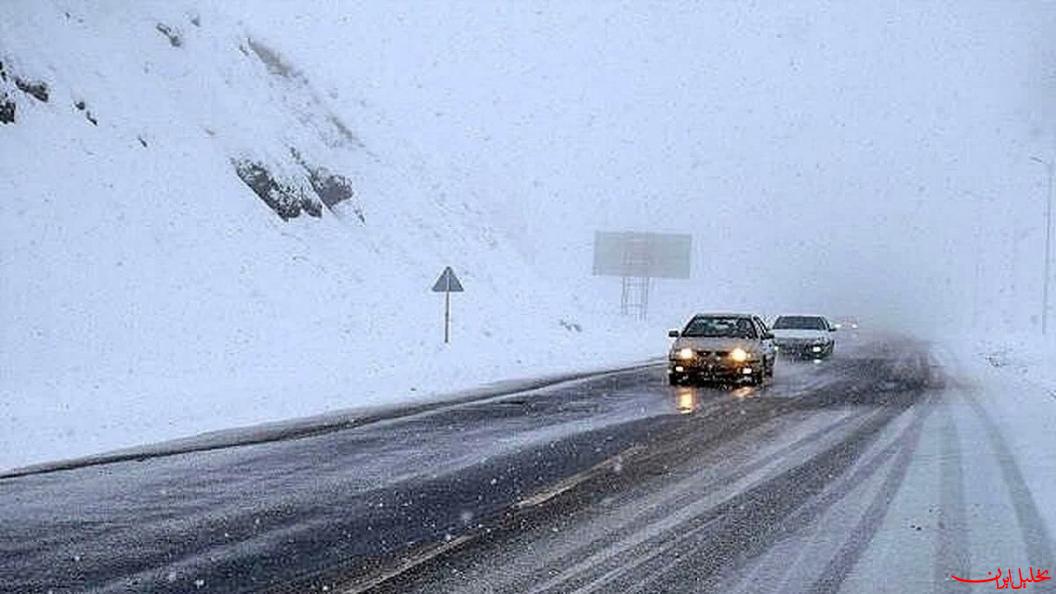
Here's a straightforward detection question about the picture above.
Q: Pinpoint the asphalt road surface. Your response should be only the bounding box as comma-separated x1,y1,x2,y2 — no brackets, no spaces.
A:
2,333,1052,593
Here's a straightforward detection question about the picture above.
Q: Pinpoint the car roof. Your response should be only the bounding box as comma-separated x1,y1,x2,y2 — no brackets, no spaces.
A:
691,312,757,319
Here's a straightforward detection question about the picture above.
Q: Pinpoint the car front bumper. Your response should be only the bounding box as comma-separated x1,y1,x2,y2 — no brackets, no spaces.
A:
775,341,833,358
668,359,759,381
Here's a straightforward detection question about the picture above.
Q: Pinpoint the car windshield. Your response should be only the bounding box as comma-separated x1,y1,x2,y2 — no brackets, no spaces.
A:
773,316,828,330
682,316,756,338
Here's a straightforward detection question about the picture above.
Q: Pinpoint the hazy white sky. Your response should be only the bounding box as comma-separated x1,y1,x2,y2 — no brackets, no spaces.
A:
235,0,1055,331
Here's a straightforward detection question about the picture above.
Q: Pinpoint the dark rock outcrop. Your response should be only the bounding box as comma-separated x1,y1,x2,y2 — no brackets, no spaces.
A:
233,160,322,221
246,38,297,79
559,319,583,332
307,167,364,220
0,94,14,124
290,148,366,222
14,78,48,102
155,23,182,47
73,100,96,125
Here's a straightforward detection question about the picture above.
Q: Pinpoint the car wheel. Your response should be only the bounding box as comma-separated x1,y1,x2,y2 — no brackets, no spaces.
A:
766,358,775,377
669,374,684,386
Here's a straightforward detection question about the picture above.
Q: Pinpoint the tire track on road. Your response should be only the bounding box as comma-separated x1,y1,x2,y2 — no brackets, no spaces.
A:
611,392,926,592
807,392,936,594
933,405,972,594
519,408,878,593
627,353,936,592
964,388,1055,569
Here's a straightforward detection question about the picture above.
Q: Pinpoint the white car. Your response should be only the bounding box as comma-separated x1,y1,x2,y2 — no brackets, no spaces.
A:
771,315,836,359
667,313,776,385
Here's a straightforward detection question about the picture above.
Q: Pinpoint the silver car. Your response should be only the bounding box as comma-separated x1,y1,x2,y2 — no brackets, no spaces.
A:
667,313,776,386
771,314,836,359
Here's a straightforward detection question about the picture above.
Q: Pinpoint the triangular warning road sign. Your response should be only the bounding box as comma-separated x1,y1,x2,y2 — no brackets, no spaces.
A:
431,266,464,292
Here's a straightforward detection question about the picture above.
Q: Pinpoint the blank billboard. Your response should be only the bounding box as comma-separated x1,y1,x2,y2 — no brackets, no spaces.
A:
592,231,692,279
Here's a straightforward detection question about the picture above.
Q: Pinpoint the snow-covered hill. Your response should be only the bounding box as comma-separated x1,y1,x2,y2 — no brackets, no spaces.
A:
0,2,653,470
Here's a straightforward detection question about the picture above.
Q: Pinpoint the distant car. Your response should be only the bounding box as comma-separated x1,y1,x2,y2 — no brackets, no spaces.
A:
834,316,860,330
667,313,776,386
771,315,836,359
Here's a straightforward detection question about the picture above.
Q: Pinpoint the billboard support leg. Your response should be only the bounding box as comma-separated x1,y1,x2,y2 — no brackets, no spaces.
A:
640,276,650,320
620,275,631,315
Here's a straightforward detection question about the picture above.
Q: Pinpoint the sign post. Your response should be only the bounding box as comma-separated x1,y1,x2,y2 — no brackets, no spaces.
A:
431,266,464,343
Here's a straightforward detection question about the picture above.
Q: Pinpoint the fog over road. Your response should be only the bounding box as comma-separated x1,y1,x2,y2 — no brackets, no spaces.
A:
1,333,1051,593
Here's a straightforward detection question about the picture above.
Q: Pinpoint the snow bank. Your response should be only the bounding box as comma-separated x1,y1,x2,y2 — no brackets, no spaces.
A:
0,2,660,471
956,333,1056,385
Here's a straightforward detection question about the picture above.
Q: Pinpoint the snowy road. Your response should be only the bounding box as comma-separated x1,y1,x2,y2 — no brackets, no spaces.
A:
1,334,1053,593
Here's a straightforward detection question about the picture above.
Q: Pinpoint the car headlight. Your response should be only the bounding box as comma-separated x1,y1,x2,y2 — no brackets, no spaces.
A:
675,347,695,360
730,347,749,362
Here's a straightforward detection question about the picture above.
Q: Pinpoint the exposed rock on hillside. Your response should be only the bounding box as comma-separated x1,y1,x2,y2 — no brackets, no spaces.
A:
233,159,322,221
246,38,298,80
307,167,363,221
155,23,182,47
14,77,47,102
289,148,365,222
0,93,14,124
73,99,97,125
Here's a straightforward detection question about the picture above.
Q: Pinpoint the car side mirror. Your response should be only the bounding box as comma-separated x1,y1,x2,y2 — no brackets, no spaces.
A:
763,332,775,340
668,329,680,338
829,327,837,332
